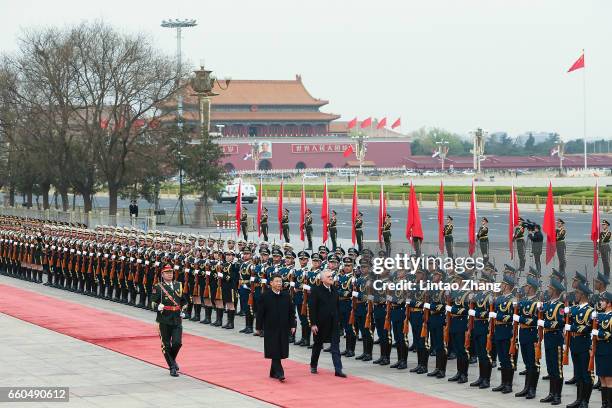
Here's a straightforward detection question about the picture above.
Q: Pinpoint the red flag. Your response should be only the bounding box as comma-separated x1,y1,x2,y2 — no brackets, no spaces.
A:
567,52,585,73
376,117,387,129
100,118,109,129
321,180,329,243
278,181,284,239
347,117,358,129
437,182,444,254
351,180,358,245
235,180,242,237
343,145,354,157
257,179,263,238
591,180,600,266
508,185,520,259
542,182,556,264
132,119,146,129
300,181,307,242
378,184,386,243
391,117,401,129
468,181,477,255
361,117,372,128
406,183,424,245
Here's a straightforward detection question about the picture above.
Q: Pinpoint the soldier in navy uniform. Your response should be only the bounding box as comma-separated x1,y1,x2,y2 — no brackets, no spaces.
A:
600,220,611,278
514,217,526,272
565,281,594,408
447,272,470,384
469,272,495,389
354,212,364,254
477,217,489,262
371,264,391,366
387,266,407,369
353,258,373,361
337,256,356,357
426,268,448,378
491,275,516,394
556,218,567,275
444,216,454,259
293,251,310,345
238,247,254,334
593,291,612,406
260,207,269,242
303,209,313,250
222,250,240,329
328,210,338,251
514,276,540,399
252,248,270,336
152,265,188,377
408,267,429,373
538,278,566,405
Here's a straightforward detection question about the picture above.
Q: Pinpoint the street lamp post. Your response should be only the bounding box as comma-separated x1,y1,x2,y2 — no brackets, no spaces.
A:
190,65,230,139
435,140,449,171
350,130,369,175
471,128,486,175
557,140,565,176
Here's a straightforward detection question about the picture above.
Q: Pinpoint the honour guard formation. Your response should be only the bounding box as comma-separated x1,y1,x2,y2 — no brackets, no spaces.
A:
1,212,611,408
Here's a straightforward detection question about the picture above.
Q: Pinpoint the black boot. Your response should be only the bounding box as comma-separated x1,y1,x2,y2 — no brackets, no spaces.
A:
201,307,212,324
526,369,538,399
390,342,402,368
341,336,350,356
515,368,531,397
436,350,448,378
397,341,407,370
448,355,462,382
566,382,583,408
457,357,468,383
470,362,484,387
379,342,390,366
224,310,234,329
540,375,556,403
417,348,429,374
212,308,223,327
492,368,507,392
301,327,310,346
479,363,491,389
373,341,385,364
551,377,563,405
295,326,305,345
362,337,373,362
600,387,609,408
581,381,592,407
184,304,193,320
593,378,601,390
346,333,356,358
411,348,423,372
190,304,201,321
502,368,514,393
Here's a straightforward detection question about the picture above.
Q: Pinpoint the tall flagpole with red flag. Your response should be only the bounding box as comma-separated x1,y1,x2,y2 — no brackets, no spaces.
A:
321,179,329,244
300,178,307,242
567,50,587,170
235,180,242,237
438,182,444,254
542,182,556,264
257,178,263,238
278,180,284,239
351,180,358,246
591,180,600,266
378,184,386,244
468,181,477,256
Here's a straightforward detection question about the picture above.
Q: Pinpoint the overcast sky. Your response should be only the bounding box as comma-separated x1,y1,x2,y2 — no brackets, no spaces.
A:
1,0,610,140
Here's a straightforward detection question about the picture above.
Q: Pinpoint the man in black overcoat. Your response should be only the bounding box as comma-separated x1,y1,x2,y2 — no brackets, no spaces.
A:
309,269,347,377
256,273,296,382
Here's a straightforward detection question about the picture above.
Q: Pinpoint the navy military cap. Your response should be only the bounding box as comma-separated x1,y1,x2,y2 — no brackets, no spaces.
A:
596,272,610,286
526,275,540,289
480,272,495,283
347,247,358,255
242,247,252,254
328,254,340,263
549,277,565,292
557,218,565,224
504,264,516,273
573,271,587,283
359,258,371,267
456,271,471,280
528,266,540,277
311,253,321,261
552,268,565,280
362,248,374,257
284,251,296,259
259,248,270,255
259,241,269,247
378,250,387,257
272,249,283,257
503,275,516,286
297,251,310,259
318,245,329,253
342,256,353,265
335,247,346,255
224,250,235,256
433,268,447,279
603,219,610,226
602,291,612,302
576,281,592,296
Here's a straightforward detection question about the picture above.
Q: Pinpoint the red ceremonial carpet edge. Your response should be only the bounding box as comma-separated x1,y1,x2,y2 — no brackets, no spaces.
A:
0,283,470,408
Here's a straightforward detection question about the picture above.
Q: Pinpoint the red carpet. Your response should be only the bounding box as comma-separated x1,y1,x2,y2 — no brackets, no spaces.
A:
0,283,471,408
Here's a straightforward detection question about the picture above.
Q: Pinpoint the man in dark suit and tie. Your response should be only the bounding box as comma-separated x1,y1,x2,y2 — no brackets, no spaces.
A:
256,273,296,382
309,269,347,377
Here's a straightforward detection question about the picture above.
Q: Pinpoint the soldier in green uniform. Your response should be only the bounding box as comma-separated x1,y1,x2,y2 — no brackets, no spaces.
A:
328,210,338,251
556,218,567,275
382,214,392,257
444,216,454,259
354,212,364,254
240,207,249,241
152,264,188,377
514,217,526,272
281,208,290,243
303,209,313,250
260,207,269,242
600,220,611,278
477,217,489,263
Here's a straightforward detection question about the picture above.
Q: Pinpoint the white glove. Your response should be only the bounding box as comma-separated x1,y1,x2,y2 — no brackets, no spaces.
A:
250,277,255,282
489,312,497,319
537,319,545,327
157,304,164,312
513,314,520,323
564,307,570,314
424,303,431,310
303,284,311,291
592,311,597,319
564,324,571,332
352,291,359,298
468,309,476,317
289,282,295,287
180,312,186,319
173,265,179,270
261,279,267,284
206,271,211,276
591,329,599,337
536,302,542,308
445,305,452,312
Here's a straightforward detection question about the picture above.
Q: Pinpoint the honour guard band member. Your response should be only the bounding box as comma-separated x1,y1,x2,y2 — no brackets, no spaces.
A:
152,264,188,377
514,275,540,399
444,216,454,259
240,207,249,241
600,220,611,278
514,217,526,272
260,207,269,242
281,208,290,243
556,218,567,275
477,217,489,263
593,291,612,407
491,274,516,394
382,214,392,257
354,212,364,254
304,209,313,250
565,281,594,408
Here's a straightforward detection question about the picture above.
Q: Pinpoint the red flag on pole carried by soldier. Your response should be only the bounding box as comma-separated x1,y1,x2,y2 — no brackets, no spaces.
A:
235,180,242,237
591,180,600,266
378,184,386,244
351,180,358,246
278,181,284,239
257,179,263,237
321,179,329,243
300,181,307,242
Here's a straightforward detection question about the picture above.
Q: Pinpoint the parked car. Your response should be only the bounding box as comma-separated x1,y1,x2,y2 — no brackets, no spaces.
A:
422,170,441,177
404,170,418,177
217,180,257,203
302,173,319,179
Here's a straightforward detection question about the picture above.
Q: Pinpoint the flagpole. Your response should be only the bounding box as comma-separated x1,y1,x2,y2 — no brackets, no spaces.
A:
583,50,587,171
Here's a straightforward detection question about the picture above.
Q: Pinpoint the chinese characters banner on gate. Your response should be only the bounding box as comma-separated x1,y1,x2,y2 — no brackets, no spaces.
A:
291,143,353,154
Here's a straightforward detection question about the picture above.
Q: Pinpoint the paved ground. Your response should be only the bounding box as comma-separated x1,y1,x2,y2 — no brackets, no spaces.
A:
0,276,603,408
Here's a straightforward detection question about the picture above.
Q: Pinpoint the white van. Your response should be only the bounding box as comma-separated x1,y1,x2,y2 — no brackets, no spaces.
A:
218,180,257,203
